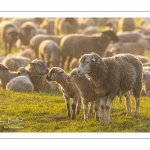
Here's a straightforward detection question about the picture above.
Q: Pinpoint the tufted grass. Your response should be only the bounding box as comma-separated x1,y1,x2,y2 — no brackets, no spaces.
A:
0,88,150,132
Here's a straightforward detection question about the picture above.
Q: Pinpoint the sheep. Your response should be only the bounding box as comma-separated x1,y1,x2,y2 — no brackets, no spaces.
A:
0,20,18,55
105,21,118,33
38,40,61,68
19,48,32,60
118,18,136,32
0,63,17,89
40,18,55,35
46,67,82,119
66,68,100,121
30,34,63,59
60,30,118,70
19,21,38,46
55,18,78,35
143,70,150,96
25,59,59,91
77,53,143,124
2,55,30,71
104,39,146,57
6,67,34,92
82,26,100,35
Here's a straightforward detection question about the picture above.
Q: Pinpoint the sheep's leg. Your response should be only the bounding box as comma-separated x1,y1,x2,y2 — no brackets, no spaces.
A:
8,43,12,54
67,56,73,71
105,97,112,124
63,94,71,118
89,101,95,113
61,56,67,69
83,100,88,120
100,98,106,123
5,43,8,55
135,97,140,118
76,96,81,114
45,54,50,68
71,95,78,120
95,99,100,121
124,91,132,116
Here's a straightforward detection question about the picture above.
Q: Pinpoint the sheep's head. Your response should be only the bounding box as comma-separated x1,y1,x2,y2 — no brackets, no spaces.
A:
26,59,49,76
78,52,103,76
0,63,9,77
17,67,30,77
143,70,150,81
46,67,65,82
66,68,81,83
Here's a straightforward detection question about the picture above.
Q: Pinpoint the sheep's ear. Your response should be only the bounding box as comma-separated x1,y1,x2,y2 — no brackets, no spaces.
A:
91,57,96,63
58,70,64,73
29,62,36,66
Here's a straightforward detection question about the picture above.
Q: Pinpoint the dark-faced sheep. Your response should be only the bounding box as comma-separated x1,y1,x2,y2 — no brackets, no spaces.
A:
60,30,118,70
77,53,143,124
38,40,61,68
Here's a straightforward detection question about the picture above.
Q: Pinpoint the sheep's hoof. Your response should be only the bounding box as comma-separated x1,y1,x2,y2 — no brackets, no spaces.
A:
68,113,71,118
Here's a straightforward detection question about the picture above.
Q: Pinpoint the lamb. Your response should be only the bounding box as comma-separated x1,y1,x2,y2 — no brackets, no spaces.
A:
118,18,136,32
0,20,18,55
104,39,146,57
2,55,30,71
0,63,17,89
66,68,100,120
54,18,78,35
30,34,63,59
60,30,118,70
6,67,34,92
143,70,150,96
38,40,61,68
46,67,82,120
25,59,59,91
77,53,143,124
19,21,38,46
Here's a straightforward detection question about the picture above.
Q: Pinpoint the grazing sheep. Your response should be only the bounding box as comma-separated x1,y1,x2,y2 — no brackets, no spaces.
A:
19,21,38,46
143,70,150,96
104,39,146,57
77,53,143,124
60,30,118,70
30,34,63,59
46,67,82,119
82,26,100,35
66,68,100,120
0,20,18,55
118,18,136,32
38,40,61,67
55,18,78,35
3,55,30,71
6,67,34,92
0,63,17,88
40,18,55,35
25,59,59,91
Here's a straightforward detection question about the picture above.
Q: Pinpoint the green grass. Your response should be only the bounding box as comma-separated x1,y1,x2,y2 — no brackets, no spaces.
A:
0,89,150,132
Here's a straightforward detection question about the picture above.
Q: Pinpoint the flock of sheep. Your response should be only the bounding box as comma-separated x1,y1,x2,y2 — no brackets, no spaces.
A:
0,17,150,124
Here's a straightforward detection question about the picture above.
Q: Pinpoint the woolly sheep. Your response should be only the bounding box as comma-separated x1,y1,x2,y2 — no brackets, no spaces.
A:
6,67,34,92
104,39,146,57
0,20,18,55
77,53,143,124
30,34,63,59
46,67,82,119
66,68,100,120
19,21,38,46
25,59,59,91
60,30,118,70
143,70,150,96
3,55,30,71
0,63,17,88
38,40,61,67
118,18,136,32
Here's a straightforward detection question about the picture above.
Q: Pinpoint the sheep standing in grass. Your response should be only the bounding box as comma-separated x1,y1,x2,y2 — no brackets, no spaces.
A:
38,40,61,68
77,53,143,124
143,70,150,96
46,67,82,120
60,30,118,70
66,68,99,120
6,67,34,92
25,59,59,91
0,63,17,89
